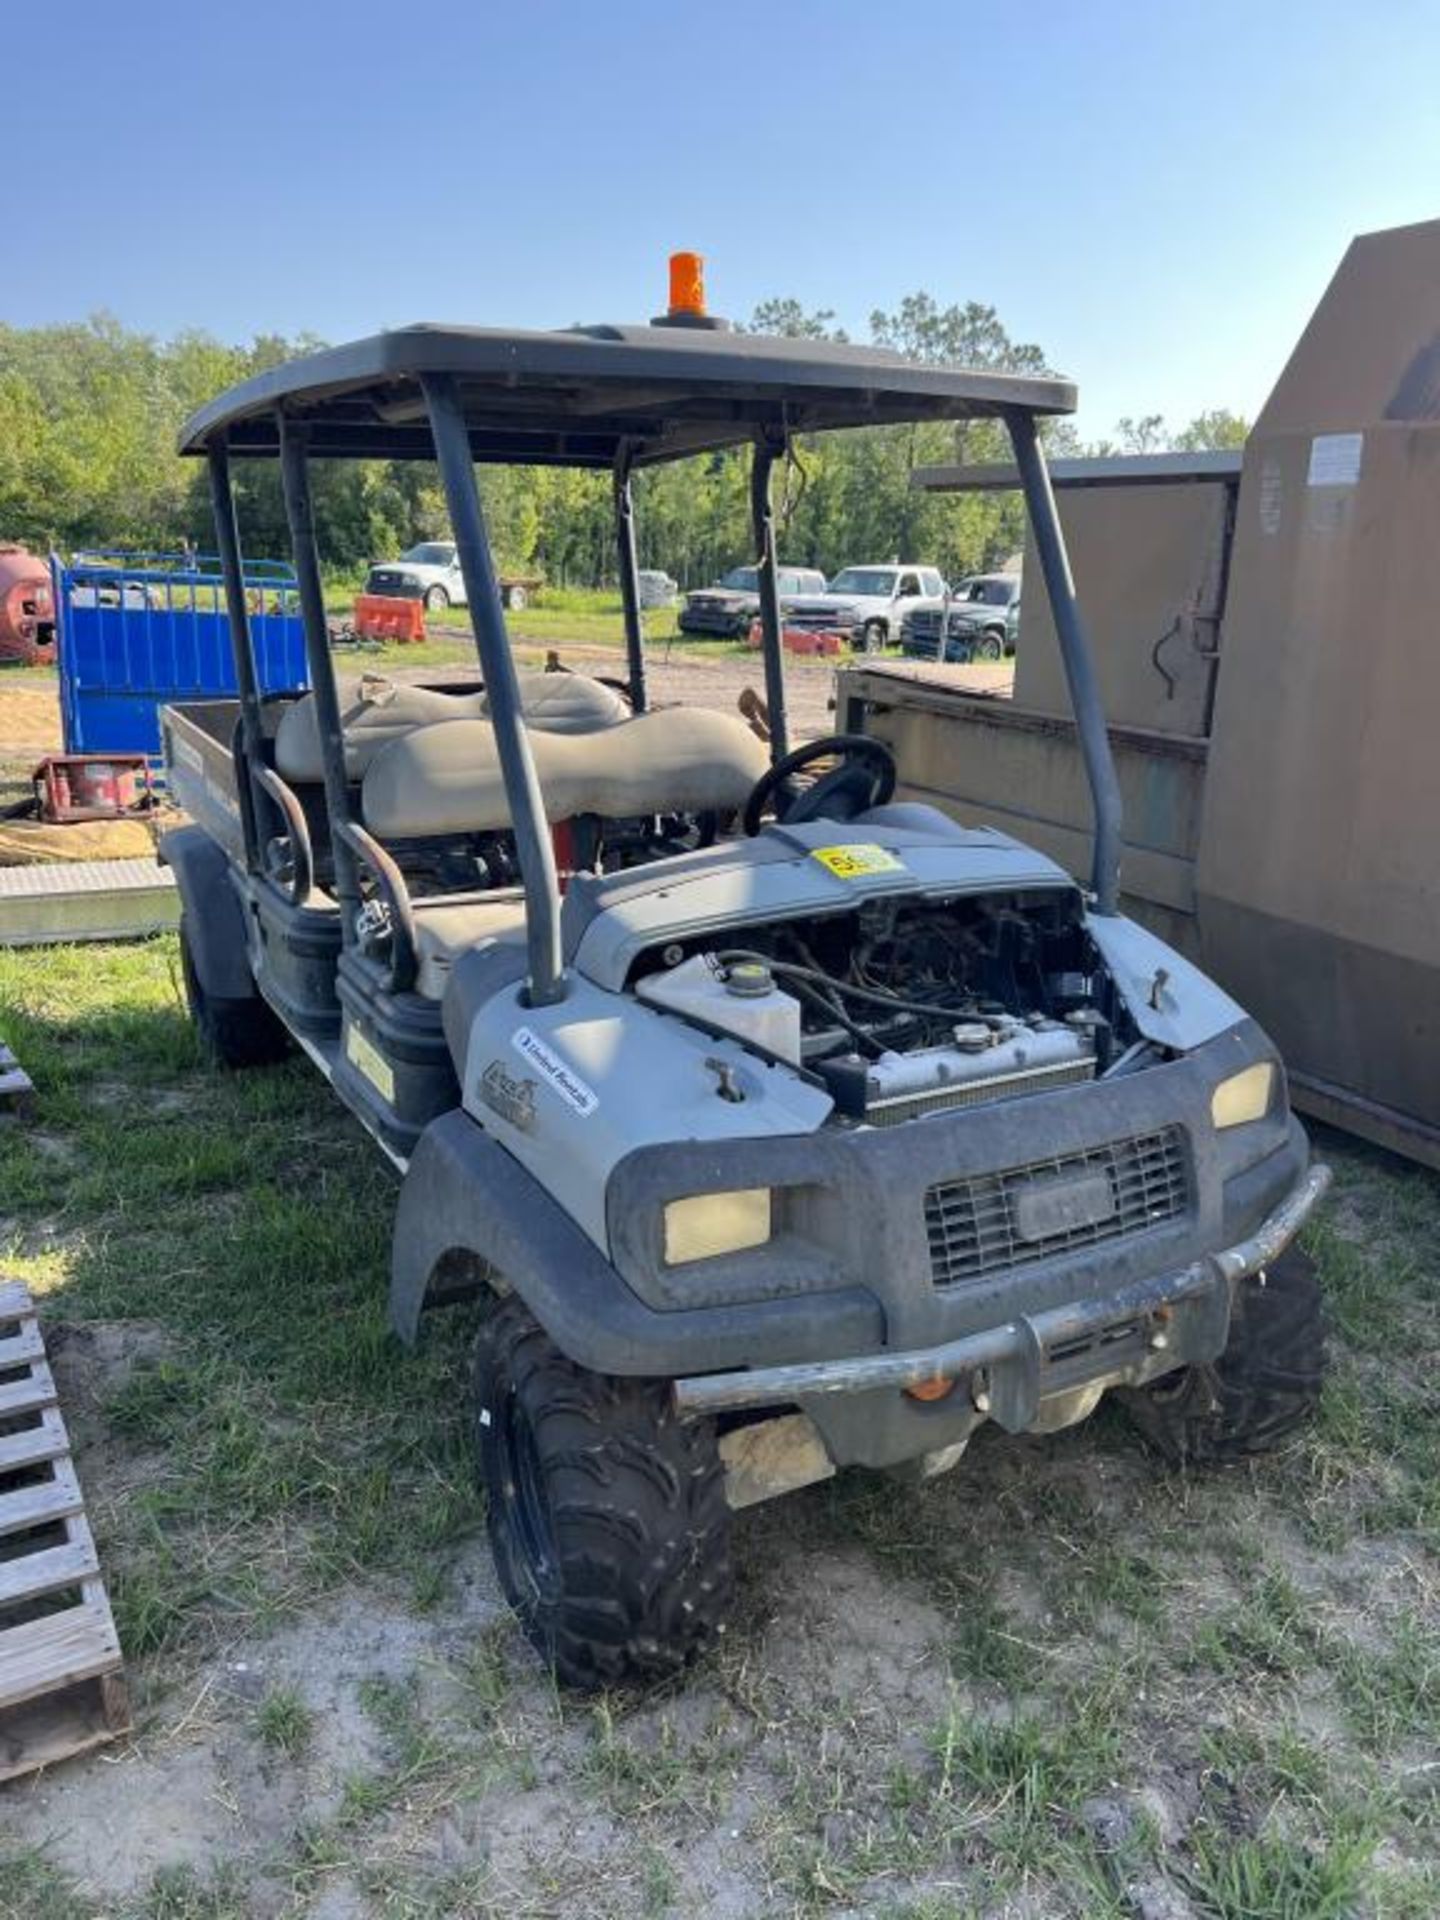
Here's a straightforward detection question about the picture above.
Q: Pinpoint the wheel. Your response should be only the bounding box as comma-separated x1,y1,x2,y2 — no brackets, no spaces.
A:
507,584,529,611
472,1296,733,1689
862,619,887,653
1118,1246,1326,1464
423,585,450,613
975,629,1004,662
179,919,291,1070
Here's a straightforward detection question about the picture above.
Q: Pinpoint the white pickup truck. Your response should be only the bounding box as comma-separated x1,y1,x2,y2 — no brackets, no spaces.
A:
365,542,469,612
784,564,947,651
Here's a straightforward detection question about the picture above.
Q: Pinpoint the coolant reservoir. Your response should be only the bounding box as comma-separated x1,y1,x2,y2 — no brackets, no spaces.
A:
636,954,802,1065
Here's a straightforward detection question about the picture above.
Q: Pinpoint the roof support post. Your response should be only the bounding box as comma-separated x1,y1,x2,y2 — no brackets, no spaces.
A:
613,446,649,713
207,446,266,868
422,373,566,1007
750,432,790,764
277,416,361,925
1005,408,1124,915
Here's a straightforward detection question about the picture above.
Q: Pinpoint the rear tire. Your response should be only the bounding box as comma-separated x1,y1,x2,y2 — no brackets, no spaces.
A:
472,1295,733,1689
179,919,291,1070
1119,1246,1326,1464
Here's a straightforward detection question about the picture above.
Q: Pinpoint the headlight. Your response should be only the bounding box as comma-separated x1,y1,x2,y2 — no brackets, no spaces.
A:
664,1189,772,1264
1211,1061,1275,1129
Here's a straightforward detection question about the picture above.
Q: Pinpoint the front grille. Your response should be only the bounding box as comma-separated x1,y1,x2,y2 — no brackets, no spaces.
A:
367,572,420,599
786,606,850,631
924,1127,1190,1289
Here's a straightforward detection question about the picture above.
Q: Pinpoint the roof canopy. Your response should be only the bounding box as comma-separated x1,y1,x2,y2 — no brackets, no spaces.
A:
178,321,1076,467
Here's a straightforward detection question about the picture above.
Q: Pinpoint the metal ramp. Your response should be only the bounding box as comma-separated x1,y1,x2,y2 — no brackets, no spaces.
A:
0,859,178,947
0,1282,129,1780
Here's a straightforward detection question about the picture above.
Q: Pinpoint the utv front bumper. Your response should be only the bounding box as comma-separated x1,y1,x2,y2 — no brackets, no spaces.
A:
672,1161,1330,1427
396,1024,1326,1462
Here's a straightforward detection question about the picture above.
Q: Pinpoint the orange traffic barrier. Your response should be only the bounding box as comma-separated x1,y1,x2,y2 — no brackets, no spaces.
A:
354,594,427,643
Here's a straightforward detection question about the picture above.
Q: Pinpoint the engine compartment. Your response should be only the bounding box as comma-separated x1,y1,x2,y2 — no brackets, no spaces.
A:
631,887,1148,1127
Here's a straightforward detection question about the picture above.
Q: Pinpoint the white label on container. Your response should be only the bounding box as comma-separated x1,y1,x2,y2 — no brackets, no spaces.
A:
1307,432,1363,488
512,1026,598,1117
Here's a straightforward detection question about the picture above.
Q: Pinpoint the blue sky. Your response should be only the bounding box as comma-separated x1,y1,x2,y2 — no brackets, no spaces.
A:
11,0,1439,438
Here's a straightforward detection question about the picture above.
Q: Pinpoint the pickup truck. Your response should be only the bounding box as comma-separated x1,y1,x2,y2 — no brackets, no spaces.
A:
785,565,946,652
901,573,1021,662
678,563,826,638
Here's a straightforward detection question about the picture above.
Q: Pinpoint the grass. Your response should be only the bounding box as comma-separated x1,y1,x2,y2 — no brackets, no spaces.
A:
0,939,482,1667
0,938,1437,1916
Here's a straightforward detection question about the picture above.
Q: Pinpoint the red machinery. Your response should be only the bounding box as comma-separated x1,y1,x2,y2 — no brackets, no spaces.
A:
0,546,55,664
30,755,152,824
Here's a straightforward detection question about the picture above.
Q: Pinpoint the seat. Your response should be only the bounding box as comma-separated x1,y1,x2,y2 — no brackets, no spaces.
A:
273,671,628,783
361,707,770,840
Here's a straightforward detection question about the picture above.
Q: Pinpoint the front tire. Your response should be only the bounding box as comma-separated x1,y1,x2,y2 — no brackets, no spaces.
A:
975,629,1004,662
862,619,887,653
423,585,450,612
1119,1246,1326,1464
179,919,291,1070
472,1296,733,1689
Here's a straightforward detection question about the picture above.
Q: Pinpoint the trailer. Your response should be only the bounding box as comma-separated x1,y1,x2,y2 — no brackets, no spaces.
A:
52,550,308,760
839,218,1440,1170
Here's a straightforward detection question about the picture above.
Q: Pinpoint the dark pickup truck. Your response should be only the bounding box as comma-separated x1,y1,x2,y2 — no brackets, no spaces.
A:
678,563,826,638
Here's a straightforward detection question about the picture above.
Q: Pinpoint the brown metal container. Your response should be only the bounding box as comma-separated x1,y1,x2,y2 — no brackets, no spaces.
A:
845,219,1440,1169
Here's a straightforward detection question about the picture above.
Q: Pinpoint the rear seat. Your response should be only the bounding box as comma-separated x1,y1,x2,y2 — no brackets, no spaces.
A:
273,670,629,783
361,708,770,839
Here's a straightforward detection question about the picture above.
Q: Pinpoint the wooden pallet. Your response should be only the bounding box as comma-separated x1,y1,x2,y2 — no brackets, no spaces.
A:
0,1042,34,1120
0,1282,128,1781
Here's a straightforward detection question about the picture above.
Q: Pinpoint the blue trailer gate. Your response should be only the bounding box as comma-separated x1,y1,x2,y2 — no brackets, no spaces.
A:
53,550,310,758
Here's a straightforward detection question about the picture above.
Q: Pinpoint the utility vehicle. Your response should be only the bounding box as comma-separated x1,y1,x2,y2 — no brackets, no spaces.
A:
161,261,1329,1689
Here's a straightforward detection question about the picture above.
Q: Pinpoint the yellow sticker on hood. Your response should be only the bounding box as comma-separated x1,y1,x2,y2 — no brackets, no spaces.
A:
811,844,906,879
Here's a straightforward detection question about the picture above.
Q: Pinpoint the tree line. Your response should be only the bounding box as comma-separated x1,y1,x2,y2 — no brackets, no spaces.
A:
0,301,1246,589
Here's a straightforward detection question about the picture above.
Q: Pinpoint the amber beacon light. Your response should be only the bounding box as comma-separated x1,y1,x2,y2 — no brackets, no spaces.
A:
668,251,706,318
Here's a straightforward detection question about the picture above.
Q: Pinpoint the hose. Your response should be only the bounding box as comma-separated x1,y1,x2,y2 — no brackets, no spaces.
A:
715,950,1004,1028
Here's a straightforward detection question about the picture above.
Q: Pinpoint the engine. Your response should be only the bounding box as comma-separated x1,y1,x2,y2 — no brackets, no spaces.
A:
631,888,1139,1127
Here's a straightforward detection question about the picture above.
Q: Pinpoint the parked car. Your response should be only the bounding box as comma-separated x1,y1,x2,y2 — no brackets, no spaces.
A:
366,541,468,612
637,568,678,609
785,565,946,651
902,572,1021,662
678,563,826,638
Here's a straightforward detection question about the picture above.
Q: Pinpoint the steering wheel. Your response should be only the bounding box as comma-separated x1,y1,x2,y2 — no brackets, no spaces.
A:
742,733,897,837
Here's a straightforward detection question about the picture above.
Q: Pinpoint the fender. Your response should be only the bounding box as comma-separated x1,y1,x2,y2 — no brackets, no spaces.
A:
390,1108,879,1375
158,826,254,1001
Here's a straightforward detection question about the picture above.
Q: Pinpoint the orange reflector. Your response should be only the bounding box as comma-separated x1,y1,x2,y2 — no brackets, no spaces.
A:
904,1376,954,1403
668,251,706,317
